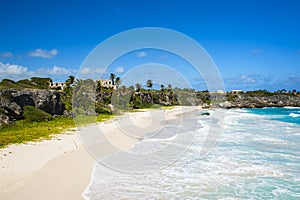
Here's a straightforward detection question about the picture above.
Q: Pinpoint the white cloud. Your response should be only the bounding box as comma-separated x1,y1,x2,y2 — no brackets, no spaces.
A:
28,48,58,58
285,75,300,85
226,74,264,85
37,65,76,76
251,49,263,54
0,51,14,58
0,62,31,79
239,75,256,83
79,67,105,75
0,62,79,81
115,66,124,73
137,51,147,58
224,74,281,91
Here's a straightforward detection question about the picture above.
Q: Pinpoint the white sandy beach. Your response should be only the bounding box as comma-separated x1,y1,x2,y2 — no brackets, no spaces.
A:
0,106,196,200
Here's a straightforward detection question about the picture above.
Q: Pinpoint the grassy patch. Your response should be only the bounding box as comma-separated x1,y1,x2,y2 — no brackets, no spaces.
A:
74,114,113,126
24,106,53,122
0,114,113,148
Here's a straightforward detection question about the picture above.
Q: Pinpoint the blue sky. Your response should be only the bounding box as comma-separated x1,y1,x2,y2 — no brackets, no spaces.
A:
0,0,299,91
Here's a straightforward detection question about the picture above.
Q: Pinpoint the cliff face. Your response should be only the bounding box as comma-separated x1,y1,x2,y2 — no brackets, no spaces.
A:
129,91,179,108
218,94,300,108
129,91,300,109
0,89,66,124
1,88,299,127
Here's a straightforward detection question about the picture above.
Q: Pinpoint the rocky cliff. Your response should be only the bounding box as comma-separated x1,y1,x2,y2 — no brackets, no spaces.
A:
0,89,66,125
128,91,300,109
217,93,300,108
1,88,300,127
129,91,180,108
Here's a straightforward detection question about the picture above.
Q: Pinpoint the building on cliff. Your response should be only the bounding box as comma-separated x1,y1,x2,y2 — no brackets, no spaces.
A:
48,79,116,90
231,90,243,94
96,79,116,90
49,81,67,90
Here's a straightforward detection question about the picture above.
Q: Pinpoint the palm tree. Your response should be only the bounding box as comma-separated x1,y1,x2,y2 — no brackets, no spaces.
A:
129,85,135,91
115,77,121,88
135,83,141,92
110,73,116,85
73,79,84,94
161,84,165,92
146,79,153,89
68,75,75,85
65,75,75,88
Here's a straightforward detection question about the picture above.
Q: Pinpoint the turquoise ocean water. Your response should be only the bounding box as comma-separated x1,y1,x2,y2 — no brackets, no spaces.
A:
84,107,300,199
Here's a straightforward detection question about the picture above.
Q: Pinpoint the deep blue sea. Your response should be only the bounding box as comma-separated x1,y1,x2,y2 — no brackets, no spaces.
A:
248,107,300,125
84,107,300,199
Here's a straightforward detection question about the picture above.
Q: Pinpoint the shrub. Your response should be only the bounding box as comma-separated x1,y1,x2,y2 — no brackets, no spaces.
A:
0,107,5,115
23,106,53,122
227,94,238,101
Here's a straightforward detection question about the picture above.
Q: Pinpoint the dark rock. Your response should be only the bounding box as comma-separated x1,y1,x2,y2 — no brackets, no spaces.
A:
200,112,210,116
0,89,66,122
0,114,10,126
0,96,23,119
217,94,300,108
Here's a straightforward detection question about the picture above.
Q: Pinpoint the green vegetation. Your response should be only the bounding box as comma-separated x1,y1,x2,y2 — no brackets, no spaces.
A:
246,89,275,97
0,77,50,90
1,75,299,149
146,79,153,89
0,113,113,148
0,107,5,115
23,106,53,122
74,114,113,126
227,94,238,101
0,117,75,148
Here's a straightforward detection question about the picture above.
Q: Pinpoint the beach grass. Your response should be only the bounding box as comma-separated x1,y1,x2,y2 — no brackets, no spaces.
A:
0,114,113,148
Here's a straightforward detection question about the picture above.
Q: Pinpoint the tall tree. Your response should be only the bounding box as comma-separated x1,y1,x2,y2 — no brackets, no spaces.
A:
161,84,165,92
115,77,121,87
65,75,75,88
135,83,141,92
129,85,135,91
146,79,153,89
73,79,84,95
68,75,75,85
110,73,116,85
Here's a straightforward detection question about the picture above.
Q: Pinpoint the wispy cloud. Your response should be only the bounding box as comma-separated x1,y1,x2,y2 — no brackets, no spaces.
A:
225,74,275,91
224,74,300,91
251,49,263,54
115,66,124,73
28,48,58,58
137,51,147,58
283,75,300,87
79,67,105,75
37,65,76,75
0,51,14,58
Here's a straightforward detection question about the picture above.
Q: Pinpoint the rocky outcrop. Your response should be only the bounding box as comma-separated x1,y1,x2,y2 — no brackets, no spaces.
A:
1,88,299,127
0,89,66,122
0,114,10,126
217,94,300,108
128,91,300,109
129,91,179,108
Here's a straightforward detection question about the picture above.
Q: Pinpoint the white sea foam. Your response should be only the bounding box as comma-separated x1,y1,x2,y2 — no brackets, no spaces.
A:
83,109,300,199
284,106,300,109
289,113,300,117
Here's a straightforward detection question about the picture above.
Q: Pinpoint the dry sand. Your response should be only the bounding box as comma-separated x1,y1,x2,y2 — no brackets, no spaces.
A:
0,106,198,200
